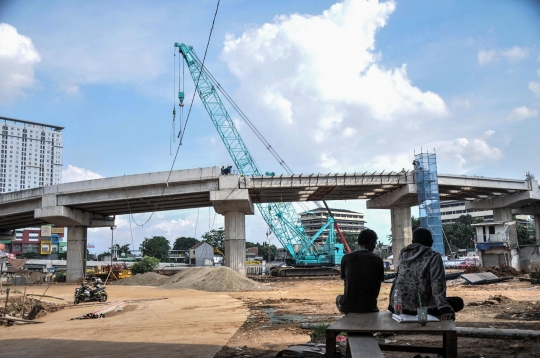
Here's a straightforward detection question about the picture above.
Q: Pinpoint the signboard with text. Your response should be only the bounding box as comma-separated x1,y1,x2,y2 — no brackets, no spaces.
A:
41,225,52,237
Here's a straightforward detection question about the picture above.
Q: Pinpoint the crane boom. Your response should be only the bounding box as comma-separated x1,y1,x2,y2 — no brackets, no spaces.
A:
175,43,343,267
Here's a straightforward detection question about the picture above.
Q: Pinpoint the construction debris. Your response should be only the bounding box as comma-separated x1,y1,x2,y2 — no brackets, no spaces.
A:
461,272,514,285
72,301,126,320
0,294,63,324
0,315,44,324
464,264,523,277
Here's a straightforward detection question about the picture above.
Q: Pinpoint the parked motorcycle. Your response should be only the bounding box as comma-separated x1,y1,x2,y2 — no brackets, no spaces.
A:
74,279,108,304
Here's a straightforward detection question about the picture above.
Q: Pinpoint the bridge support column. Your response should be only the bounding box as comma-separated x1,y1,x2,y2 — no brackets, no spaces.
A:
224,212,246,275
391,206,413,267
66,226,87,283
210,175,254,275
535,215,540,245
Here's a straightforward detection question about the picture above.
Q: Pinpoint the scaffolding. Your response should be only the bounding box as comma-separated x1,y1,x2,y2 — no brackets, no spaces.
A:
414,152,445,256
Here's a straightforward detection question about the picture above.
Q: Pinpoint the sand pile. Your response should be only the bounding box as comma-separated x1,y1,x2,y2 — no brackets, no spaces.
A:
161,267,267,292
114,267,268,292
113,272,169,286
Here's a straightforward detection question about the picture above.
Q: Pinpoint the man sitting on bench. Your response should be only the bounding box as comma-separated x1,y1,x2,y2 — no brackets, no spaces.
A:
336,229,385,314
389,228,464,320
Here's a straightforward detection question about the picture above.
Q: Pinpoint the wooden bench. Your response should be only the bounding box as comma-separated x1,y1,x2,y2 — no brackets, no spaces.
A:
346,334,384,358
326,312,457,358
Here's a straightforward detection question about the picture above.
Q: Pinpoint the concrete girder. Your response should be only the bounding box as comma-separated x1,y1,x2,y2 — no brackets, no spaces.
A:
465,180,540,210
366,184,418,209
34,205,114,227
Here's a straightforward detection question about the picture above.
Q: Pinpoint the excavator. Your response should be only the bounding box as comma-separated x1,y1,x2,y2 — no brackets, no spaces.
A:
174,43,353,277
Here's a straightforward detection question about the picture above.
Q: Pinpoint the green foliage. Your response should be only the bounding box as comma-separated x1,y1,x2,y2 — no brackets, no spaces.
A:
201,228,225,252
517,223,536,245
173,237,199,251
442,215,483,254
411,216,421,231
22,252,39,259
97,251,110,261
342,233,359,251
131,256,160,274
114,244,131,256
260,243,277,261
310,323,330,339
140,236,170,262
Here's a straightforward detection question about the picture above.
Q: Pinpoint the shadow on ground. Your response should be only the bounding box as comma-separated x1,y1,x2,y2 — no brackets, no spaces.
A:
0,339,224,358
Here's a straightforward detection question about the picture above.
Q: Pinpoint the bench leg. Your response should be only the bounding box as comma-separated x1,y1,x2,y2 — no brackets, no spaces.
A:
326,331,337,358
443,331,457,358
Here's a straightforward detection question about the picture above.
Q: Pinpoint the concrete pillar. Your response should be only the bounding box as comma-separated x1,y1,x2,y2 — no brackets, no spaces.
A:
493,208,513,222
391,206,413,267
224,212,246,275
535,214,540,245
66,226,87,283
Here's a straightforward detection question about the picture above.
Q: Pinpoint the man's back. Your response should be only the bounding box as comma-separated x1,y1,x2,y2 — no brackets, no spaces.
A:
340,250,384,313
391,243,452,314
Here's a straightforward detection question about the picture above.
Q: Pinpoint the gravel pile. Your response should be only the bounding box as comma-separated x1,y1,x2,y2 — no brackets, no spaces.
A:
113,272,169,286
161,266,267,292
115,267,268,292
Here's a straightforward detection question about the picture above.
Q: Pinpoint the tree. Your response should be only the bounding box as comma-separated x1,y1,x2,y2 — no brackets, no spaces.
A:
260,242,277,261
97,251,110,261
201,228,225,253
411,216,420,231
140,236,170,262
442,214,482,254
23,252,39,259
517,223,536,245
131,256,160,274
118,244,131,256
173,237,199,251
341,233,359,251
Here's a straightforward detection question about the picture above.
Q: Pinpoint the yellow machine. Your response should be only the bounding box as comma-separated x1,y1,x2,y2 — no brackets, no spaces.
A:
93,264,132,280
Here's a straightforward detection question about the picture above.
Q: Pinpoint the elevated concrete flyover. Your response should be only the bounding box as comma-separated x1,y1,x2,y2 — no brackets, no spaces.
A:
0,167,220,231
1,166,538,280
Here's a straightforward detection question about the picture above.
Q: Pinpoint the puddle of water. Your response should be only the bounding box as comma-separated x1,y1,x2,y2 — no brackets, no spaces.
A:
260,307,335,324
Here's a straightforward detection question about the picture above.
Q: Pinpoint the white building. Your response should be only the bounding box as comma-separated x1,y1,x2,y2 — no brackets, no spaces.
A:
299,207,366,243
0,116,63,192
440,200,493,224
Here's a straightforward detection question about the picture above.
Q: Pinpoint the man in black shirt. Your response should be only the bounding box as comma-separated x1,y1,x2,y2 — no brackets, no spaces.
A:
336,229,384,313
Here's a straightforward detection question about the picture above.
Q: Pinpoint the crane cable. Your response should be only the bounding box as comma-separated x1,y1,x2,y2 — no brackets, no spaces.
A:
177,0,221,145
125,0,220,228
190,50,317,214
190,50,294,175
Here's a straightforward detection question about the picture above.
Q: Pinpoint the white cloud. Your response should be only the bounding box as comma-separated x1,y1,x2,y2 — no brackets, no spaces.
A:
529,82,540,98
508,106,539,121
0,23,41,105
451,99,470,109
478,46,528,66
61,165,103,183
436,135,503,174
478,50,496,66
220,0,448,174
59,84,80,95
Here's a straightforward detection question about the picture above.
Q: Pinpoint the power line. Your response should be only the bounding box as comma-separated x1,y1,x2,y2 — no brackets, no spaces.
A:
125,0,221,228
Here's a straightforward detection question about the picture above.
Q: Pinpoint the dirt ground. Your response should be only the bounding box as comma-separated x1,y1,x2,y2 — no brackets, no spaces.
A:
1,276,540,358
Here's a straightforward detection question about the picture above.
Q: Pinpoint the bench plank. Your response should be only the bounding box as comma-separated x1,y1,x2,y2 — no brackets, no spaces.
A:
347,334,383,358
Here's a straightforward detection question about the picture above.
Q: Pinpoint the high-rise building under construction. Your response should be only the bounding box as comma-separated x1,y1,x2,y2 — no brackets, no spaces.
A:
0,116,63,193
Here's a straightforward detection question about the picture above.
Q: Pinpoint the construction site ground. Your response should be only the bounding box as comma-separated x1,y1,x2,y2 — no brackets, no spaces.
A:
1,276,540,358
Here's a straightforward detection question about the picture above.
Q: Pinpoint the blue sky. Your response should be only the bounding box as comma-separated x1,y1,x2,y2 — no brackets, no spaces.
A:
1,0,539,254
